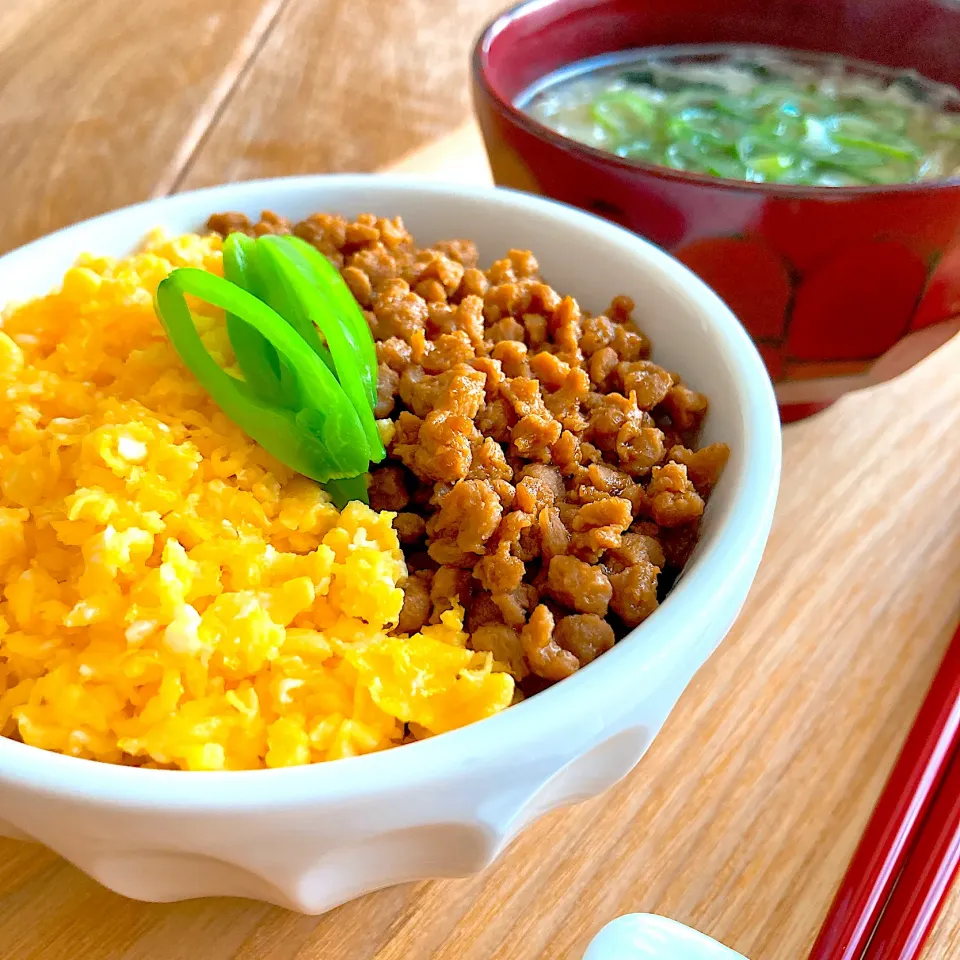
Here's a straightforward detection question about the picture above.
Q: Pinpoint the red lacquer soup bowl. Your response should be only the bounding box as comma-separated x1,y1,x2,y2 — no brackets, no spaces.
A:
472,0,960,422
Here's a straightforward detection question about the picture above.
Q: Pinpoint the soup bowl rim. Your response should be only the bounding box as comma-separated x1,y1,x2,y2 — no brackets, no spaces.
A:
472,0,960,198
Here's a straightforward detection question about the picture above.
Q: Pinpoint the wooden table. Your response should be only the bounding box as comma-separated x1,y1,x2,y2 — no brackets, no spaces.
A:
1,3,959,957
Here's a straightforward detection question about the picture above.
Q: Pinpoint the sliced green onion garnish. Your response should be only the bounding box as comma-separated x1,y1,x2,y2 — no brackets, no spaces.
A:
747,153,796,178
831,132,920,161
156,268,368,479
284,235,378,409
252,239,335,373
592,91,659,136
155,233,385,507
257,236,384,462
222,233,293,409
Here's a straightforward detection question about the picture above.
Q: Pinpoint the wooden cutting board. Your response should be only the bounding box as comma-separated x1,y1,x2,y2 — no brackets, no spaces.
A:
2,111,960,960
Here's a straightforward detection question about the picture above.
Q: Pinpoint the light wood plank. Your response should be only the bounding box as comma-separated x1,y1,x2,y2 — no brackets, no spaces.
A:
0,0,285,255
175,0,506,190
388,120,491,184
0,0,57,48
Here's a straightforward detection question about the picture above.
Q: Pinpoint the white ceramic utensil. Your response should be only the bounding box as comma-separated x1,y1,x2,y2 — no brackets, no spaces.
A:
583,914,749,960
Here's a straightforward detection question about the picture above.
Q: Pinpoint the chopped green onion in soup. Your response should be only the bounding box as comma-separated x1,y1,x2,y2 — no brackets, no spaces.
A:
519,46,960,186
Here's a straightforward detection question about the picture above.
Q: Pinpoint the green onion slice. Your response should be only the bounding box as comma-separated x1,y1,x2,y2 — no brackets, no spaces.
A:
256,236,385,462
283,235,378,410
222,233,294,409
155,227,390,507
251,239,335,374
155,268,370,486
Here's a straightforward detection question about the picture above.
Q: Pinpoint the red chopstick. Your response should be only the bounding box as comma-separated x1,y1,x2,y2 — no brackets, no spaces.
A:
861,744,960,959
807,619,960,960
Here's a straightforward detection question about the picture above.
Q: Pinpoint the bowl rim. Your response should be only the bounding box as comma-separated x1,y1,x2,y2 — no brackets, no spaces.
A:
0,173,781,808
472,0,960,199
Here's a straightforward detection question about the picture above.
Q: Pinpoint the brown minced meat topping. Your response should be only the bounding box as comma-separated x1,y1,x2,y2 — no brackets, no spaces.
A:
208,210,730,697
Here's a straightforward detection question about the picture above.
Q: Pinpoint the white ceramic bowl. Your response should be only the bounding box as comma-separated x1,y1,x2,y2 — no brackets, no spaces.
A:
0,176,780,914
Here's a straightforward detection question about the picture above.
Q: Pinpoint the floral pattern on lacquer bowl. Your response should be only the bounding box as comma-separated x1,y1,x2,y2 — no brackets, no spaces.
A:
672,222,960,423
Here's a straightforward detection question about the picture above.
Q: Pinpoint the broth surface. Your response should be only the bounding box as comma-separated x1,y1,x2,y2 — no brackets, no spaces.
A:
520,46,960,186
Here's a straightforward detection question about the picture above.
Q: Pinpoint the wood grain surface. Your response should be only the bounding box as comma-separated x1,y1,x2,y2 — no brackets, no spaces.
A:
0,0,284,255
0,0,506,254
1,3,960,957
175,0,506,191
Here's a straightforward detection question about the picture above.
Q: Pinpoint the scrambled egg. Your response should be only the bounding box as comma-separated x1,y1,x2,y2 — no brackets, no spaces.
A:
0,232,513,770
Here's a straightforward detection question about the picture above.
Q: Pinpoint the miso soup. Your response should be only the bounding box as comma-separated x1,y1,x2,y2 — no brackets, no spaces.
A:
519,46,960,186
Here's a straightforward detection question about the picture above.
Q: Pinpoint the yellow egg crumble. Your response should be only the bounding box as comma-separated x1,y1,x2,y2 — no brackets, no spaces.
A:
0,232,514,770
